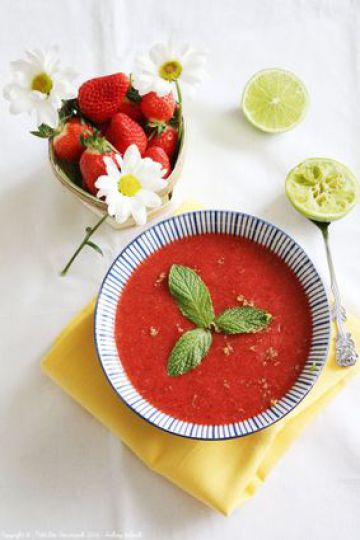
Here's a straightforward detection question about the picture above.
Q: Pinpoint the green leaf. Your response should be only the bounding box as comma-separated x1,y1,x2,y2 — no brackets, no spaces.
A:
215,307,272,334
126,85,141,103
85,240,103,256
169,115,179,127
169,265,215,328
167,329,212,376
147,121,167,135
81,132,111,152
58,98,80,121
30,123,56,138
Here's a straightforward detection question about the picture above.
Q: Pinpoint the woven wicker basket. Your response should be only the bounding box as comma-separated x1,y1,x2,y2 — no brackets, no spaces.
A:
48,124,185,229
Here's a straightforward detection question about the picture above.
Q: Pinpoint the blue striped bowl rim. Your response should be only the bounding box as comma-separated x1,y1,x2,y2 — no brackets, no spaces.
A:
94,210,331,440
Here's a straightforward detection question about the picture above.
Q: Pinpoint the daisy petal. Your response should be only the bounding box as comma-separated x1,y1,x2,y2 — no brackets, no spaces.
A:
10,59,38,79
153,78,172,97
180,71,205,85
136,189,162,209
122,144,141,172
132,70,171,97
115,154,123,169
104,157,120,179
4,85,33,113
34,101,59,127
95,175,117,192
149,43,168,65
130,199,147,226
4,47,77,127
93,136,166,226
133,41,207,97
51,79,76,100
107,194,121,217
114,198,131,224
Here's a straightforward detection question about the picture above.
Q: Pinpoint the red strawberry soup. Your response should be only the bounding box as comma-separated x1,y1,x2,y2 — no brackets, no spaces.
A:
115,234,312,425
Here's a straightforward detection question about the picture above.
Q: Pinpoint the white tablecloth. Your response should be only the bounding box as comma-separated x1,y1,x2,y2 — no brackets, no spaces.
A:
1,0,359,538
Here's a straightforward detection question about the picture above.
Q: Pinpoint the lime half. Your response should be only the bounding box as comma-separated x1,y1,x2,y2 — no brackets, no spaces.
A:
286,158,359,222
242,68,309,133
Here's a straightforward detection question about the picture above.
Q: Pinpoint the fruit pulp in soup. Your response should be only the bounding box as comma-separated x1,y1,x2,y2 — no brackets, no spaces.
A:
115,234,312,424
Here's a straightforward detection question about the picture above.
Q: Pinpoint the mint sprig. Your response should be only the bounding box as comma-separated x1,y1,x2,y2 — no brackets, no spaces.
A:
169,265,215,329
167,264,272,376
167,329,212,377
215,307,272,334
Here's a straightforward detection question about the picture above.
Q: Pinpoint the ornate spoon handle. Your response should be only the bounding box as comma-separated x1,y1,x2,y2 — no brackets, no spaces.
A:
317,222,358,367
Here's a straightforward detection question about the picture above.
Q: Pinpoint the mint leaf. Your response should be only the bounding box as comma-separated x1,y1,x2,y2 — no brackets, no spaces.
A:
215,307,272,334
169,265,215,328
167,329,212,376
165,265,273,376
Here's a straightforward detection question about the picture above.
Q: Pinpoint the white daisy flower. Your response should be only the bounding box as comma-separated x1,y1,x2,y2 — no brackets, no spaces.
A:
95,145,167,226
132,40,207,97
3,47,77,128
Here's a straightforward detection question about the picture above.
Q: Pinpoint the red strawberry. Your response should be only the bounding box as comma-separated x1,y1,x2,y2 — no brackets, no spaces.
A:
80,148,117,196
79,135,117,195
148,126,178,158
78,73,129,123
140,92,176,123
96,120,110,136
51,119,92,161
106,113,147,156
118,97,144,122
144,146,171,178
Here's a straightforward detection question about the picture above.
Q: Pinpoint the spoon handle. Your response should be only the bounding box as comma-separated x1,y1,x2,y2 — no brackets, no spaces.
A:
320,224,358,366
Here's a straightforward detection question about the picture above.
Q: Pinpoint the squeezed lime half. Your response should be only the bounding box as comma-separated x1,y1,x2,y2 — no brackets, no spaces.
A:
242,68,309,133
286,158,359,222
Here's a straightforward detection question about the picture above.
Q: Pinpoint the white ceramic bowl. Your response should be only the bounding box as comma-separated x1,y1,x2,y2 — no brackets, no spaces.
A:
95,210,331,440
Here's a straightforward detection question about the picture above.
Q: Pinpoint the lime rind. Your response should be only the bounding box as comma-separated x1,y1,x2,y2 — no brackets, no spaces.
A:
242,68,309,133
285,158,359,222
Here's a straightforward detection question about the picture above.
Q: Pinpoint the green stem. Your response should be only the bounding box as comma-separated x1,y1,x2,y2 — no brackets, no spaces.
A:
60,213,107,276
174,79,183,143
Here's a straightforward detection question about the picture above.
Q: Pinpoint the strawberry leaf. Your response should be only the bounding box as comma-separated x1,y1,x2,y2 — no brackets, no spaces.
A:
30,124,56,138
58,98,81,121
80,132,111,152
126,85,141,103
147,121,167,136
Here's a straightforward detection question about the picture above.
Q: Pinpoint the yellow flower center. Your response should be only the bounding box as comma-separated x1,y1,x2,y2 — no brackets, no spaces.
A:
118,174,141,196
31,72,53,95
158,60,182,81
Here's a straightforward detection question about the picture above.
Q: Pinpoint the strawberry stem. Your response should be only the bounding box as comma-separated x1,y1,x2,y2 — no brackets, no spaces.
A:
60,213,107,276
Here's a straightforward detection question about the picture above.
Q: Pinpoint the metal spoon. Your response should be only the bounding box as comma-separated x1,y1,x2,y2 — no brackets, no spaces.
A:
312,220,358,367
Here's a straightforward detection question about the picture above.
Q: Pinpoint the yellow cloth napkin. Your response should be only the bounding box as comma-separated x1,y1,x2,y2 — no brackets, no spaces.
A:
42,201,360,516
